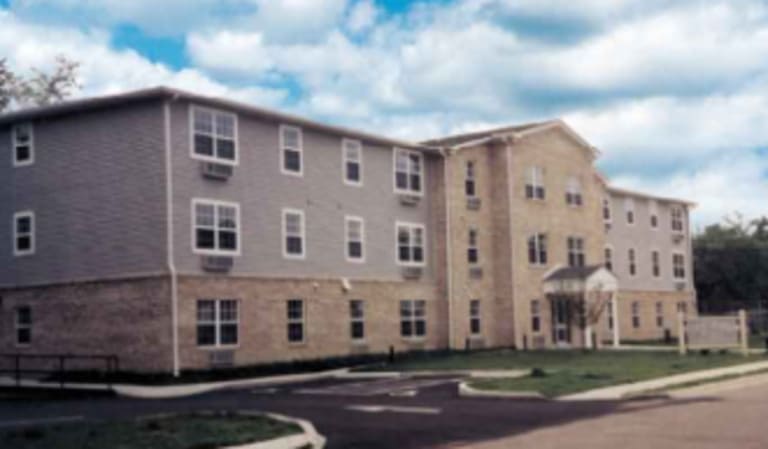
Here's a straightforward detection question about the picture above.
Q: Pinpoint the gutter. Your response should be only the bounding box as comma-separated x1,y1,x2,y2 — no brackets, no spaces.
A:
164,97,180,377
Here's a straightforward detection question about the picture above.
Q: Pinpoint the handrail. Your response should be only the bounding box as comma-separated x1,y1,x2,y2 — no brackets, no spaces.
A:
0,353,119,390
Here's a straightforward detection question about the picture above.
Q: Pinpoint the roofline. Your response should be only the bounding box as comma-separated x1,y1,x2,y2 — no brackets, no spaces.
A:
0,86,441,155
607,185,697,207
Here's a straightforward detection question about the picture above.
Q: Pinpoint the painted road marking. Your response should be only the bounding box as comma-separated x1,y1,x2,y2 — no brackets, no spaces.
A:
0,415,84,428
296,377,458,396
346,405,442,415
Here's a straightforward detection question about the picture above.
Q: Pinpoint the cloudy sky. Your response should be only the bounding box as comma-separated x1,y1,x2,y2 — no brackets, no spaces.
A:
1,0,766,229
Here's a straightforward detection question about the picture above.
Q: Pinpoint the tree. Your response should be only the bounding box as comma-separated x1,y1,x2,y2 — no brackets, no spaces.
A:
0,56,80,113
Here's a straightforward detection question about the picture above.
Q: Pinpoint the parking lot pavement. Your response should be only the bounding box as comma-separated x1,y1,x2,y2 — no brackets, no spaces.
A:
292,376,461,397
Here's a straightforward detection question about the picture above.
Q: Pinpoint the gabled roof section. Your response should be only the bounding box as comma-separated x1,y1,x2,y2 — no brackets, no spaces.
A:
421,121,545,147
543,265,605,282
607,185,697,207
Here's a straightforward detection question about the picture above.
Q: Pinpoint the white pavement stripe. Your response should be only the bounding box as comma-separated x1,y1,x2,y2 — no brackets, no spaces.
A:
346,405,442,415
296,378,458,396
0,415,84,428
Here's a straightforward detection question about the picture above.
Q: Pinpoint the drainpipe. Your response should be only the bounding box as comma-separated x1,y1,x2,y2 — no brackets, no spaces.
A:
442,148,454,350
164,97,180,377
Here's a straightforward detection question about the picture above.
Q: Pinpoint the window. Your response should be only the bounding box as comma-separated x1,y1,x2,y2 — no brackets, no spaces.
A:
394,148,423,194
283,209,306,259
470,299,481,335
13,211,35,256
649,200,659,229
343,139,362,185
677,302,688,315
287,299,305,343
632,301,640,329
652,250,661,278
280,125,303,176
603,198,612,222
12,123,34,167
525,166,545,199
604,246,613,271
673,253,686,279
192,107,237,164
196,299,238,347
193,200,239,255
350,300,365,341
400,300,426,338
671,207,685,232
396,222,426,265
15,306,31,346
465,161,476,197
344,216,364,262
531,300,541,333
467,228,479,265
656,301,664,328
625,198,635,225
628,248,637,276
528,233,547,265
567,237,585,267
565,176,582,206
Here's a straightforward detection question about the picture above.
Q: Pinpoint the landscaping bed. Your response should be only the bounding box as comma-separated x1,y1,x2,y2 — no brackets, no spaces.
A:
0,411,301,449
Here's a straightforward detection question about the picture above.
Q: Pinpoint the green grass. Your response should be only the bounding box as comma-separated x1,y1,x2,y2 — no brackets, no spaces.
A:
0,412,301,449
374,348,765,398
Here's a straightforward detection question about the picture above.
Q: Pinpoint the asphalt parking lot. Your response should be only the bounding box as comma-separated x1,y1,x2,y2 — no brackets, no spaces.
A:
0,375,714,449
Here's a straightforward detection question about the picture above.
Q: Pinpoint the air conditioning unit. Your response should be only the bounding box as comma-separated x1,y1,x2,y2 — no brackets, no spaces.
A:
469,267,483,279
398,194,421,206
466,197,482,210
209,350,234,368
467,337,485,350
675,281,686,291
201,255,234,272
200,162,233,180
401,266,423,280
672,233,685,244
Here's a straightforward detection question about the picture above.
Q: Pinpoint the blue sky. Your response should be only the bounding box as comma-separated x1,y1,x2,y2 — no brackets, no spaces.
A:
1,0,767,228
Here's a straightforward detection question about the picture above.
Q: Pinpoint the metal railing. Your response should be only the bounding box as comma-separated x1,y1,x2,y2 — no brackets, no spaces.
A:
0,353,120,390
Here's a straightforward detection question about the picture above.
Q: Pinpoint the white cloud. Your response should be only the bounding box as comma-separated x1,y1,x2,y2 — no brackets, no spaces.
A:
346,0,379,33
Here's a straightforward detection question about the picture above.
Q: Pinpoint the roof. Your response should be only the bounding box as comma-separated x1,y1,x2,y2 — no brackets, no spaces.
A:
543,265,606,282
0,86,440,154
607,185,697,207
421,122,545,147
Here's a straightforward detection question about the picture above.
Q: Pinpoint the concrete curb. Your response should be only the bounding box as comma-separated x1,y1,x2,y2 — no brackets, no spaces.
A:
226,412,325,449
458,381,545,399
333,371,403,379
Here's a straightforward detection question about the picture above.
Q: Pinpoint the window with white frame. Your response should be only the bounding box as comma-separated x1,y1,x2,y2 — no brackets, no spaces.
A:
625,198,635,225
280,125,303,175
287,299,305,343
345,216,364,262
565,176,583,206
193,200,239,255
396,222,425,265
671,207,685,232
15,306,31,346
343,139,362,185
196,299,238,347
192,107,237,164
604,246,613,271
656,301,664,328
465,161,476,197
467,228,479,265
673,253,686,279
400,299,426,338
567,236,585,267
12,123,34,166
652,250,661,278
603,198,612,222
394,148,423,194
649,200,659,229
283,209,305,259
531,299,541,333
470,299,481,335
628,248,637,276
632,301,640,328
13,211,35,256
525,166,545,200
528,233,547,265
350,299,365,341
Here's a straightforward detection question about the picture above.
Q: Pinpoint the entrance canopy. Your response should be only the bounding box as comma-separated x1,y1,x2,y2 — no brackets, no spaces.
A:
542,265,618,296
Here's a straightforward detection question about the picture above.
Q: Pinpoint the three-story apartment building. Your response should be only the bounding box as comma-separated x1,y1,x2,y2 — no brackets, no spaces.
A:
0,88,696,373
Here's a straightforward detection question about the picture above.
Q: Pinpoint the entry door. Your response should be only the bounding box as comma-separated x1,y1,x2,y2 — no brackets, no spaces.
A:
552,299,572,346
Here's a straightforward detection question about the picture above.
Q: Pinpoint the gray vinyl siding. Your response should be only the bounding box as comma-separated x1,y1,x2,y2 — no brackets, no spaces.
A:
0,100,168,286
169,100,438,280
605,192,694,292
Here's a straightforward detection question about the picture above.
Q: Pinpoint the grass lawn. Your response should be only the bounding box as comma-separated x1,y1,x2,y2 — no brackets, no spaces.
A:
0,412,301,449
375,349,765,398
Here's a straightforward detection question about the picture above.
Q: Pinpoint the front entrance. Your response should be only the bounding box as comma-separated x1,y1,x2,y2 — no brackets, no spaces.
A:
551,298,572,346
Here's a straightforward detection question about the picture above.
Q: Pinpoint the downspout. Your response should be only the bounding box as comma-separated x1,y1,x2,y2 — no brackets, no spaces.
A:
164,97,180,377
442,148,454,350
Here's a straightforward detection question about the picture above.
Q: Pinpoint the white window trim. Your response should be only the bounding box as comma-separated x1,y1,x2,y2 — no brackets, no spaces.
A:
603,197,612,223
468,227,479,266
190,198,241,256
14,306,31,347
350,299,365,342
282,208,306,260
628,247,637,277
651,248,661,278
528,233,547,266
469,299,481,336
567,236,585,267
13,210,35,257
624,198,636,226
12,123,35,167
673,251,686,279
649,200,659,230
395,221,427,267
345,215,365,263
400,299,426,340
287,299,306,344
196,299,240,349
465,160,477,198
525,166,545,200
189,105,239,166
671,206,685,233
565,176,582,206
342,138,363,187
280,124,304,177
393,148,425,196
